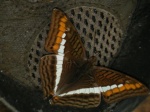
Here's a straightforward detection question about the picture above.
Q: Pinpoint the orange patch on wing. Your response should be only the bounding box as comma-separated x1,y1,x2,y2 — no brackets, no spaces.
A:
135,83,142,88
105,90,112,96
55,37,62,44
59,26,66,32
125,84,131,90
53,44,60,51
57,31,64,37
112,88,120,94
130,84,136,89
60,16,67,22
119,86,126,91
59,22,66,28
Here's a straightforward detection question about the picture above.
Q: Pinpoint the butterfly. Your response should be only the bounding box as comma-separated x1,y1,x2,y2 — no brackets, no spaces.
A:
39,8,149,108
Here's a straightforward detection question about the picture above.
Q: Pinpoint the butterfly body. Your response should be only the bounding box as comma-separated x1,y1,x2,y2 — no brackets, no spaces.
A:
39,8,149,108
56,58,96,95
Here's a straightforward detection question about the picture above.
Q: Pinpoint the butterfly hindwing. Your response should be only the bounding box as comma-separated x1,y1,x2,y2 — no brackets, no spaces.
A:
93,67,149,103
40,54,63,97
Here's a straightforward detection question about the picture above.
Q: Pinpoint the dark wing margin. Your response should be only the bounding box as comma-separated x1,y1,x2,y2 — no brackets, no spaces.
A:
93,67,150,103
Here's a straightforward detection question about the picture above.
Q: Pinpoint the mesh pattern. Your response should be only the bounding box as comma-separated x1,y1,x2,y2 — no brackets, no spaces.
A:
27,23,50,87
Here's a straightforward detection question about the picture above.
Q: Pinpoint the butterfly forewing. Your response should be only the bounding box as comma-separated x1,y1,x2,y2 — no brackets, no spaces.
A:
93,67,150,103
44,8,85,60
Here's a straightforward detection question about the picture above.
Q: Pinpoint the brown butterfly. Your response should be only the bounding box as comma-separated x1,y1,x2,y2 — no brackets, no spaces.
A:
39,8,149,108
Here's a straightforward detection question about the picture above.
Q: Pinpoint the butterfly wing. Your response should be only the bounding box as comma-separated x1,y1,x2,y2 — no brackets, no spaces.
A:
40,55,60,97
44,8,85,59
93,67,150,103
